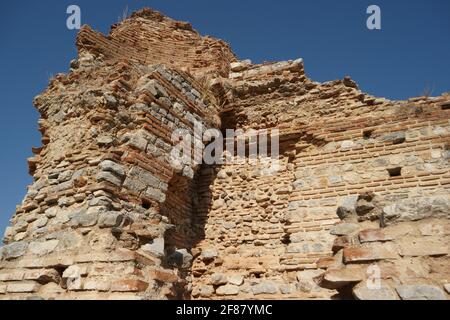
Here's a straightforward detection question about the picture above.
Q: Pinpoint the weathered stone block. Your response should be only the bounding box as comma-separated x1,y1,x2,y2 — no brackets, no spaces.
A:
201,249,218,261
144,187,166,203
337,196,358,220
228,274,244,286
168,249,193,269
397,238,448,257
98,212,123,228
251,281,278,295
70,211,98,228
28,240,59,256
210,273,228,285
198,285,214,298
96,171,122,187
216,284,240,296
321,266,365,289
99,160,125,177
141,237,165,258
2,242,28,260
7,282,39,293
382,195,450,225
353,281,398,300
396,284,447,300
330,223,360,236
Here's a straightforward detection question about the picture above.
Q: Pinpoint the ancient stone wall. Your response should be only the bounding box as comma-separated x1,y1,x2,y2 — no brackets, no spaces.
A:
1,8,449,300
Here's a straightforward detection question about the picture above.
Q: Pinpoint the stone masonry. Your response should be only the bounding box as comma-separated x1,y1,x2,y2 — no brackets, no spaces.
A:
0,8,449,300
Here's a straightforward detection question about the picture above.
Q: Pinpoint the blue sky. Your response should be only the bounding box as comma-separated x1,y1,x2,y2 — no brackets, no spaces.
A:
0,0,449,236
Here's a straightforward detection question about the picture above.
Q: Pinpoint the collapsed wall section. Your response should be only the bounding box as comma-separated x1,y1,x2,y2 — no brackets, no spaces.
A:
77,8,237,78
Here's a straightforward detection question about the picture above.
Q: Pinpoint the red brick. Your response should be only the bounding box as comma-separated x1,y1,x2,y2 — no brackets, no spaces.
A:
111,279,149,292
343,244,398,263
359,229,394,243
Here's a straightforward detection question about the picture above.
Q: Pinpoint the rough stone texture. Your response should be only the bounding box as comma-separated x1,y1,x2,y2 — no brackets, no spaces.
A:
396,285,447,300
353,281,399,300
1,8,449,300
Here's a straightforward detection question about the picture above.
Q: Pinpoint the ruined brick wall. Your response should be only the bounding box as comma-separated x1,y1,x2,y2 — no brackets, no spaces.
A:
1,8,449,300
77,8,236,78
190,60,450,300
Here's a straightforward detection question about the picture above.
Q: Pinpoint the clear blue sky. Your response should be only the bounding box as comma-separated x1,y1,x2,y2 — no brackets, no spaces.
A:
0,0,449,236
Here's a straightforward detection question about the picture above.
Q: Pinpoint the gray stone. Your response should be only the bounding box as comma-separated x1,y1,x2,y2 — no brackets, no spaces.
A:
201,249,218,261
96,135,115,147
123,177,146,193
57,232,82,250
199,285,214,298
6,282,39,293
2,242,28,260
128,133,148,151
210,273,228,285
330,223,360,236
33,217,48,229
328,175,343,184
137,79,158,96
96,172,122,187
99,160,125,177
251,281,278,295
3,227,16,240
44,208,57,218
383,195,450,225
89,196,112,207
230,60,252,72
144,187,166,203
381,131,406,144
280,284,293,294
396,284,447,300
353,281,398,300
216,284,240,296
141,238,165,258
98,212,123,228
341,140,355,149
129,167,160,188
28,240,59,256
58,170,73,182
52,180,73,193
70,211,98,228
292,180,305,189
223,221,236,230
356,199,375,215
62,265,85,291
130,103,152,113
